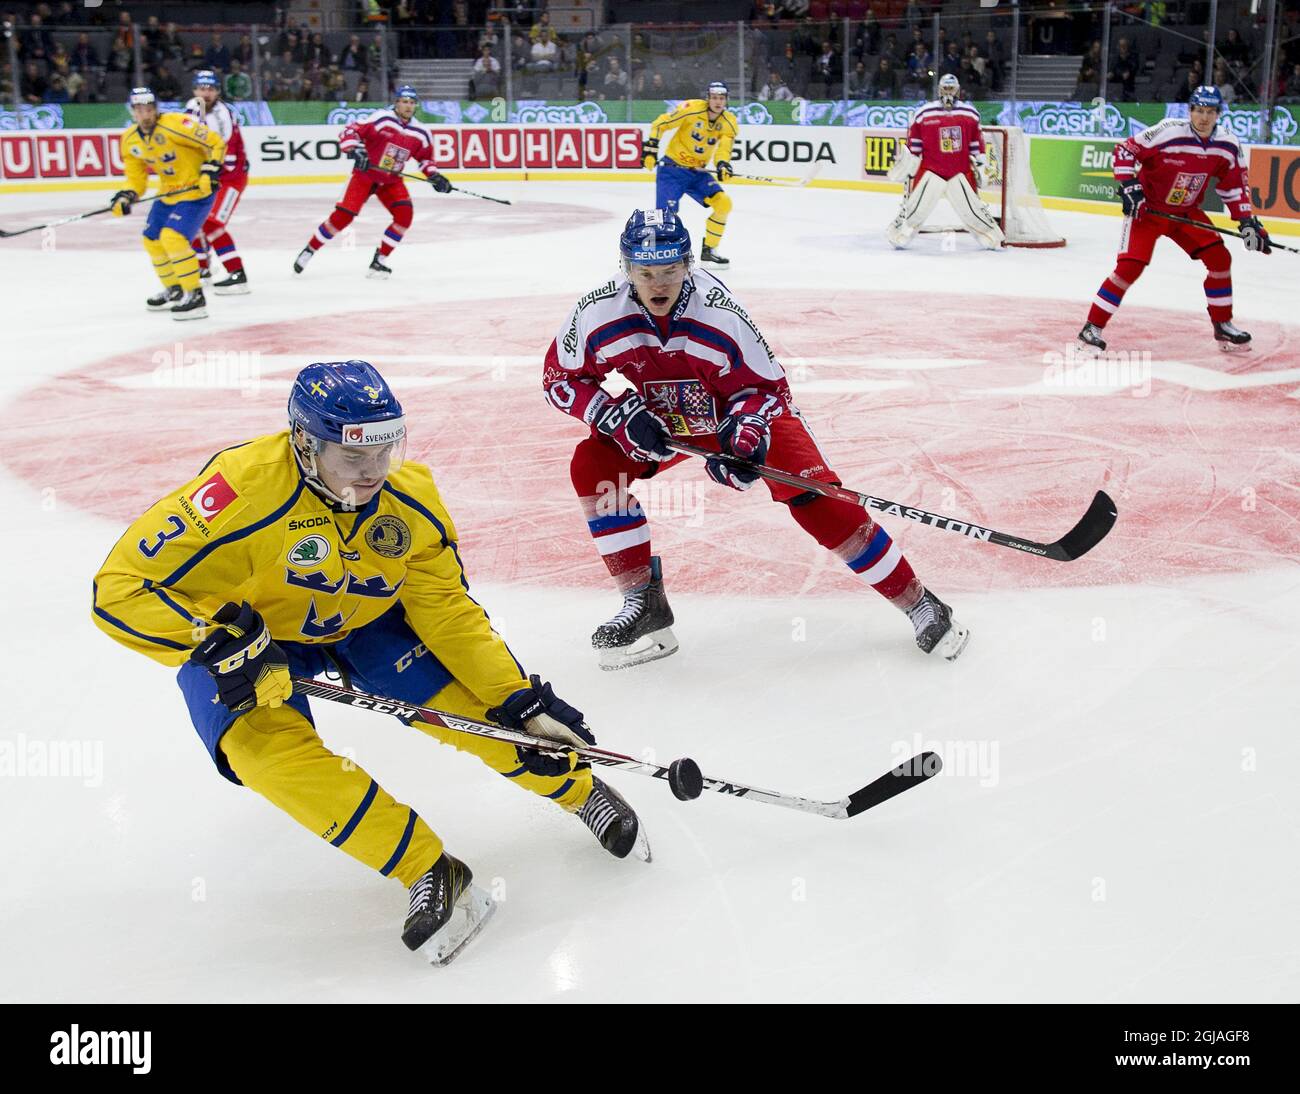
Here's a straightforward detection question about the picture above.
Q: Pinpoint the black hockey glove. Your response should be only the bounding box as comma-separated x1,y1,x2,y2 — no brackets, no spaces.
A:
705,412,770,491
487,674,595,778
716,159,734,182
427,171,452,194
641,137,659,171
595,391,674,462
197,160,221,198
110,189,135,217
1117,179,1145,219
1238,215,1272,255
349,145,370,173
190,601,293,714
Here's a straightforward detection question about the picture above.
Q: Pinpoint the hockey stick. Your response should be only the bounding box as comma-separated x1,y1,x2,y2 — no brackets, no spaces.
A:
1145,208,1298,254
401,172,512,204
730,169,818,188
666,439,1117,562
0,185,199,239
292,675,941,820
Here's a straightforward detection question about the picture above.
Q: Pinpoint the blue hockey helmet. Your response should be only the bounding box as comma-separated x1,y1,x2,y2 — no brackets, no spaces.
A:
619,207,692,269
394,84,419,103
192,70,219,90
127,86,156,107
1188,85,1224,110
288,361,407,499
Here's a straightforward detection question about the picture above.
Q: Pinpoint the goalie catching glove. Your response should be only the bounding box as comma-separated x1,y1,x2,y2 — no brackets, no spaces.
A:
190,601,293,714
487,675,595,777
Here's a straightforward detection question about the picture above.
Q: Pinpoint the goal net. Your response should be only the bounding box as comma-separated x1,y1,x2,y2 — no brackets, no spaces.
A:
864,124,1066,248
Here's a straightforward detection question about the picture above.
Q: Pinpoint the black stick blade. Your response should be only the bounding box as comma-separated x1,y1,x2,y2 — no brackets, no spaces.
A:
844,752,942,818
1048,490,1118,561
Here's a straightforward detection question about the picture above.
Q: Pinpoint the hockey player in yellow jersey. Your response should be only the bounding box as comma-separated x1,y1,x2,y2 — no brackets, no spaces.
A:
111,87,225,321
92,360,649,964
643,81,739,267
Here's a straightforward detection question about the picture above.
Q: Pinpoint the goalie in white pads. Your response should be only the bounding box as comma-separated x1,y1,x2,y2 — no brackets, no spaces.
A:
886,75,1004,250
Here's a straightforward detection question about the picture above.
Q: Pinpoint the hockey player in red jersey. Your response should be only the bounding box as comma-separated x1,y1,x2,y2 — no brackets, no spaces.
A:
293,86,452,279
543,208,970,670
185,71,250,295
887,74,1003,250
1079,85,1271,352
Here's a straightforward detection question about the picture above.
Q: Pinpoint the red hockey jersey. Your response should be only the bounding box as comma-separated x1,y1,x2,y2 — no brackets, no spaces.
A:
184,97,248,183
1113,118,1252,219
907,99,983,185
543,270,792,438
339,108,439,181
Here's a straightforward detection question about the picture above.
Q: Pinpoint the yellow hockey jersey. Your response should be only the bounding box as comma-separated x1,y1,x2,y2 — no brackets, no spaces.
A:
119,111,226,204
650,99,738,170
92,433,528,709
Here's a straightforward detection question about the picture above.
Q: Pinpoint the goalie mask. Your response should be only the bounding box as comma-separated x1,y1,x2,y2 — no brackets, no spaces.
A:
938,74,959,107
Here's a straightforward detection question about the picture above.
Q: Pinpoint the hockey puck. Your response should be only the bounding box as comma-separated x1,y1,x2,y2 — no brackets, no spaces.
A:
668,757,704,801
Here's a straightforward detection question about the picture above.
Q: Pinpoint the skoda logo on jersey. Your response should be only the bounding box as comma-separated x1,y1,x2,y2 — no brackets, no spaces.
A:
366,515,411,558
287,534,331,567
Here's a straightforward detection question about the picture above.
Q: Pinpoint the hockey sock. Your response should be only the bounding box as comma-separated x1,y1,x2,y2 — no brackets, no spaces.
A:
207,227,244,274
703,190,732,248
161,227,201,291
1087,257,1146,329
579,489,651,592
143,236,177,288
790,495,923,608
189,233,209,272
377,199,413,259
1196,242,1233,323
309,204,358,251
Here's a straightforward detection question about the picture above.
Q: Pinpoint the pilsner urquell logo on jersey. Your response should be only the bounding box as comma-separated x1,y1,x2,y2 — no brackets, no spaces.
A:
189,472,238,520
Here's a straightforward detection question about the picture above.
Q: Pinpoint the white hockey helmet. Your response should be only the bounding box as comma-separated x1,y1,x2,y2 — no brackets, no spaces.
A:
938,74,960,106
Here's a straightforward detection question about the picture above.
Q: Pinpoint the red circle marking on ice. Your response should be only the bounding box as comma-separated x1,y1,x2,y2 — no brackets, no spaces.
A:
3,291,1296,594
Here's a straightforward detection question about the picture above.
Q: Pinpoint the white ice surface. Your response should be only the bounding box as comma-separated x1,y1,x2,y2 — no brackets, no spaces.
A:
0,181,1297,1002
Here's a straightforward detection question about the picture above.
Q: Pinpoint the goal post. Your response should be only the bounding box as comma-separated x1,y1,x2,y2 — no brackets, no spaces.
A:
863,125,1067,248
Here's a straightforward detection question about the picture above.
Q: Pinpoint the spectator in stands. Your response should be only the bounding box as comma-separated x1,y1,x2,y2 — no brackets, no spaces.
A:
529,10,552,43
1077,39,1102,86
959,57,985,97
648,72,667,99
530,28,558,72
869,55,900,100
847,60,870,99
1219,28,1250,69
299,74,320,101
905,1,923,38
225,58,253,101
1280,62,1300,103
71,33,100,72
43,72,69,103
813,40,838,88
205,32,231,74
306,32,333,67
983,31,1004,90
21,61,47,104
158,23,185,63
760,68,794,102
1109,36,1138,101
235,34,255,67
966,44,986,83
905,42,931,87
1212,58,1237,103
284,31,306,64
152,63,180,100
470,43,500,99
185,42,208,74
340,34,368,72
116,11,135,48
603,54,628,93
939,42,962,80
1173,67,1201,103
108,31,133,74
20,14,52,65
354,75,372,102
324,65,347,99
856,9,881,61
880,35,901,66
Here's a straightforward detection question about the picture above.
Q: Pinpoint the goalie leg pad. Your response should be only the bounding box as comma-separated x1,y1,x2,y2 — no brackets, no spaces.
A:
945,174,1004,249
886,169,946,248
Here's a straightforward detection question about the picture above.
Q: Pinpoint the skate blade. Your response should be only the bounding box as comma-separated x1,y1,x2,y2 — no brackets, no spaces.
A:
932,621,971,662
629,821,652,864
420,884,497,968
171,308,208,321
213,283,251,295
597,627,679,671
1076,339,1105,358
1217,341,1251,353
366,268,391,280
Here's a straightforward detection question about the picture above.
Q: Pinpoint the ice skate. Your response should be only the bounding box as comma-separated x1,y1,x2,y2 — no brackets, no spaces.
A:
292,246,314,274
700,244,729,267
577,777,650,862
1214,320,1251,351
367,250,392,279
593,555,679,670
402,851,496,966
1077,322,1107,354
905,588,969,661
213,269,250,295
170,288,208,321
146,285,183,311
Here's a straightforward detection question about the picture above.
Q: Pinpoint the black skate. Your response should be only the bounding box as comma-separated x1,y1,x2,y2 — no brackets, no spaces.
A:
1077,322,1107,353
1214,321,1252,351
170,288,208,321
905,588,970,662
367,250,392,279
577,777,651,862
700,244,729,267
402,851,496,966
592,555,679,670
199,265,212,281
292,246,314,274
213,269,250,295
146,285,183,311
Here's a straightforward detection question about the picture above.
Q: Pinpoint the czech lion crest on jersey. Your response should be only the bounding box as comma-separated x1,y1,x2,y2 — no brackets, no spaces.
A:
644,380,718,436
